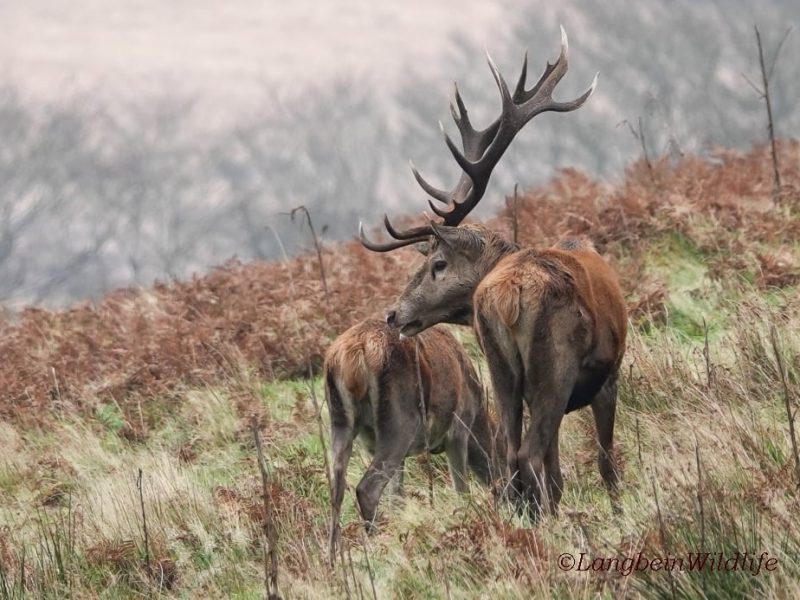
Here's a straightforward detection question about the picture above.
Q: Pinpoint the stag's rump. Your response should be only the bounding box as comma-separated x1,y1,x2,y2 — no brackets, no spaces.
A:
473,245,626,413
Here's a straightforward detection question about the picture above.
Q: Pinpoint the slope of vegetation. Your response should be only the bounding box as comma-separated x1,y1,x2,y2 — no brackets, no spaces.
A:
1,143,800,598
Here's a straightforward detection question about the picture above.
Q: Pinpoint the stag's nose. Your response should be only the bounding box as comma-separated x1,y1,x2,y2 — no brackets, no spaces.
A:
386,310,397,327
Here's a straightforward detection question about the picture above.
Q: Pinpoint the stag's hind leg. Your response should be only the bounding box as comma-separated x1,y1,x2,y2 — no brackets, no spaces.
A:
519,305,587,520
591,376,620,501
445,417,470,493
518,387,569,520
543,431,564,514
475,314,524,503
389,460,406,497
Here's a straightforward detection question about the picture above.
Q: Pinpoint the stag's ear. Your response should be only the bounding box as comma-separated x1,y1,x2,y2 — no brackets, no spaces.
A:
414,241,430,256
435,226,484,260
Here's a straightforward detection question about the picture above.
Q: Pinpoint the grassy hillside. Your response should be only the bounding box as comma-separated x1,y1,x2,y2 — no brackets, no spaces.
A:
1,143,800,598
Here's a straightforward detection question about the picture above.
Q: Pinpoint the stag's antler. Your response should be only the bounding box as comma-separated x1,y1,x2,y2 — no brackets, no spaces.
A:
360,26,597,252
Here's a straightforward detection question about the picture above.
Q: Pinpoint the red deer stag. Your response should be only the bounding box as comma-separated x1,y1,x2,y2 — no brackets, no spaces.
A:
359,28,627,518
325,318,502,564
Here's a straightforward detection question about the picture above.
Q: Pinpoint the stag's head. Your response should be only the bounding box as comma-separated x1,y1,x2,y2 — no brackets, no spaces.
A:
360,27,596,337
381,223,512,336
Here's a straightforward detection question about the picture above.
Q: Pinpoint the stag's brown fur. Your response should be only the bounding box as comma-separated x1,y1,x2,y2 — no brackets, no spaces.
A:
474,238,626,513
325,318,501,563
385,225,626,518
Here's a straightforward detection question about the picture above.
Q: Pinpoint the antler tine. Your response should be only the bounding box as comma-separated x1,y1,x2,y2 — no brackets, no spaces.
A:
485,50,514,110
383,215,435,240
450,83,470,130
427,198,450,218
409,67,507,221
411,78,501,215
440,121,478,179
450,83,487,157
449,84,502,167
546,72,598,113
358,220,431,252
512,51,529,102
524,25,570,103
421,118,490,223
410,160,450,204
433,52,518,226
438,28,595,227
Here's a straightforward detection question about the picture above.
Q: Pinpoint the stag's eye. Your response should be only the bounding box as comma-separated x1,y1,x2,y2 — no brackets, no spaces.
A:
431,260,447,279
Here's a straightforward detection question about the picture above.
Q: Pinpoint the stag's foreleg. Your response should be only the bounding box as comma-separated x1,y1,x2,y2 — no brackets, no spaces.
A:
591,375,620,502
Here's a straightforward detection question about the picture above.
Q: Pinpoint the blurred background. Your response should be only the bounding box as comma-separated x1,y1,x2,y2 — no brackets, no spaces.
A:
1,0,799,308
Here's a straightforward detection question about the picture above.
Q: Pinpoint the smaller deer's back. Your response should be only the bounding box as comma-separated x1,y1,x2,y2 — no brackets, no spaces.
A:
325,319,452,385
414,326,477,423
324,318,393,400
325,320,481,438
326,318,470,399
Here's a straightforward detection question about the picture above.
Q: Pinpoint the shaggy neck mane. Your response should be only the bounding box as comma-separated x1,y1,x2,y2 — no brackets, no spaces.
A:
462,224,520,275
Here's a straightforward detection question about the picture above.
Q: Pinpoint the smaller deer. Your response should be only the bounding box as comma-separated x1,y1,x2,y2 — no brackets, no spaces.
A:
325,318,501,564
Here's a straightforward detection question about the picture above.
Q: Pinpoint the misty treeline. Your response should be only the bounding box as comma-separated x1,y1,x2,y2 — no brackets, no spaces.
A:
1,0,798,307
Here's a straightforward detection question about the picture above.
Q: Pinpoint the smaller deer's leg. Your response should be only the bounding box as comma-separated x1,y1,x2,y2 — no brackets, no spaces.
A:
329,422,355,567
445,418,470,493
356,445,413,531
591,376,620,502
355,397,418,531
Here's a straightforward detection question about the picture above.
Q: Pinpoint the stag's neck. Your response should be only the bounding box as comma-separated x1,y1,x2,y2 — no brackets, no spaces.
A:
478,234,520,280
